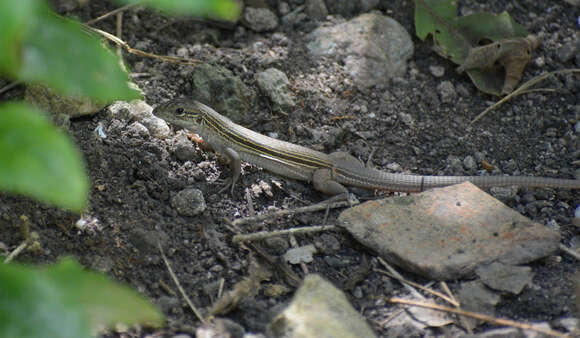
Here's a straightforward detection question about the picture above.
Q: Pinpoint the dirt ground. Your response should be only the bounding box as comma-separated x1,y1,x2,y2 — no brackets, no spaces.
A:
1,0,579,337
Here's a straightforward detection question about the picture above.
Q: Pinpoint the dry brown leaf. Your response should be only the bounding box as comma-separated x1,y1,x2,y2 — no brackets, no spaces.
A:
457,35,539,94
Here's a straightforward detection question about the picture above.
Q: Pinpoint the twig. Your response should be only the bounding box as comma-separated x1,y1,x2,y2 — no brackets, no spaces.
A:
377,257,423,299
230,198,358,227
375,268,459,307
471,69,580,124
560,243,580,261
3,241,28,263
232,224,339,243
85,4,136,26
0,81,20,96
85,26,203,66
389,297,567,337
159,243,207,324
440,281,458,306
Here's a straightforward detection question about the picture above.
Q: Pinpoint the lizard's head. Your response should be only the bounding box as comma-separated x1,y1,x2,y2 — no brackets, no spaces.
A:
153,98,205,131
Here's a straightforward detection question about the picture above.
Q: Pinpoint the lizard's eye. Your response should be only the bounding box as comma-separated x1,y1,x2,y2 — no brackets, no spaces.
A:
175,107,184,115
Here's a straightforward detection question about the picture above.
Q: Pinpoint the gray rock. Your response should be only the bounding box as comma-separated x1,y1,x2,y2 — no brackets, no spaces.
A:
307,13,413,89
476,262,533,294
338,182,560,280
190,64,256,123
170,188,206,216
126,121,149,138
437,80,457,103
457,281,501,331
306,0,328,20
429,65,445,77
284,245,317,264
463,155,476,170
109,100,171,139
131,100,171,139
267,274,377,338
243,7,279,32
173,133,197,162
255,68,295,112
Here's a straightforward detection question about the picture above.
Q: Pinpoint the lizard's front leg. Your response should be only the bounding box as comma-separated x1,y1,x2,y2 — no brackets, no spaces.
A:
217,147,242,195
312,167,349,197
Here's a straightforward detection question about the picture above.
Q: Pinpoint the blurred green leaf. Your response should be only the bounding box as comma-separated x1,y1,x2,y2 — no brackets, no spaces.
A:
18,11,140,101
122,0,241,21
0,258,163,338
0,0,40,72
0,103,88,211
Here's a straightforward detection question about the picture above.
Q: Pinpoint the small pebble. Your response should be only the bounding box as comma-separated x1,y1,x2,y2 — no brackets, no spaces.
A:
429,65,445,77
170,188,206,216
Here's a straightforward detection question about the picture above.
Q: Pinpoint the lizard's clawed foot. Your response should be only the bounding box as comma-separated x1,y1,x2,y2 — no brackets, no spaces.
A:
216,178,236,195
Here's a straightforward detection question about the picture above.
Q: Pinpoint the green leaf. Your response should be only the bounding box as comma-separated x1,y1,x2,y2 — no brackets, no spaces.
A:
0,103,88,211
121,0,241,21
0,0,40,73
0,258,163,338
18,10,140,101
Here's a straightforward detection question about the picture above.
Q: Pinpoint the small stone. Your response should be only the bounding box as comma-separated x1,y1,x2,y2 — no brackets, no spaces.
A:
305,0,328,21
437,81,457,103
463,155,476,170
126,121,149,138
255,68,295,112
429,65,445,77
243,7,279,32
170,188,206,216
284,245,317,264
173,134,197,162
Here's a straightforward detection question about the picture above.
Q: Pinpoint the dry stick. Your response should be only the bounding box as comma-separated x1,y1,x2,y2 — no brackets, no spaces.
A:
86,26,203,66
230,199,357,227
232,224,339,243
85,4,136,25
3,241,28,264
560,244,580,261
389,297,568,337
377,257,423,299
440,281,458,306
0,81,20,96
471,69,580,124
375,268,459,308
159,243,207,324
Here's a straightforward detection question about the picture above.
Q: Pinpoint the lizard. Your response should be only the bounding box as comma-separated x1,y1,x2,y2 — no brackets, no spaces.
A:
152,98,580,196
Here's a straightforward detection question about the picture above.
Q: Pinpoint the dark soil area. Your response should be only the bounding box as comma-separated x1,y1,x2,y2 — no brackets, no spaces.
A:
1,0,579,337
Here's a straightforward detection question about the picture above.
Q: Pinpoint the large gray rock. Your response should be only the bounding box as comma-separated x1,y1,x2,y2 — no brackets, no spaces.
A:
338,182,560,280
307,12,413,89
